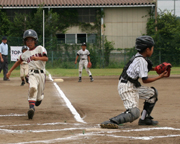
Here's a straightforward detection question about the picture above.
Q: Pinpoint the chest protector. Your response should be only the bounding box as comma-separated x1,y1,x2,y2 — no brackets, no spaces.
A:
119,55,153,88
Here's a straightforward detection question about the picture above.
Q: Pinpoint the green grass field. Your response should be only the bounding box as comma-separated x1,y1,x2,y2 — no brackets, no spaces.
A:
0,67,179,78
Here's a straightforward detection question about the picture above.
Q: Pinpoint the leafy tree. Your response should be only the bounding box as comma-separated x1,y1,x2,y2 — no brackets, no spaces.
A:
0,10,10,36
146,9,180,65
104,37,114,66
9,13,31,37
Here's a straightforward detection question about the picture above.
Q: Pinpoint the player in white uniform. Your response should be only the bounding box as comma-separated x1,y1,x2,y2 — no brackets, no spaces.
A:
100,36,168,129
6,29,48,119
17,46,29,86
75,42,94,82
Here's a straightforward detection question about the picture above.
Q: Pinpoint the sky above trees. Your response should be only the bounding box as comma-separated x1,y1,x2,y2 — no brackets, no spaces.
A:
158,0,180,16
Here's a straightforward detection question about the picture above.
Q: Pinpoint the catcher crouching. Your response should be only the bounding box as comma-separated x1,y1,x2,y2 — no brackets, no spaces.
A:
100,36,171,129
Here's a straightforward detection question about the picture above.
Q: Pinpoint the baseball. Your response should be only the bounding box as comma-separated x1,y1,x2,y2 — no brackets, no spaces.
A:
54,79,64,82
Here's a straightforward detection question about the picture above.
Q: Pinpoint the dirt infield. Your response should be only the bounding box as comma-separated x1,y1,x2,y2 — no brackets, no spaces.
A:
0,75,180,144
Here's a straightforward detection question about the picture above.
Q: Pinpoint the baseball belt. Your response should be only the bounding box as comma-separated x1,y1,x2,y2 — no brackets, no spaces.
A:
31,70,44,73
2,55,8,57
121,80,128,83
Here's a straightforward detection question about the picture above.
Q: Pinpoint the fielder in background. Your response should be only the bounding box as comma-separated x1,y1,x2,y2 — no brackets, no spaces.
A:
75,42,94,82
17,46,29,86
101,36,170,129
6,29,48,120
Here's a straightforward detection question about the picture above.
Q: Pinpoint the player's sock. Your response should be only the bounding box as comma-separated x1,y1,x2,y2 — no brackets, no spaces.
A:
140,110,147,120
29,100,35,110
28,101,35,119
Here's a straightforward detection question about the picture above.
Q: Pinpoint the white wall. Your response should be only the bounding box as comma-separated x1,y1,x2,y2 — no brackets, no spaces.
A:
104,7,151,48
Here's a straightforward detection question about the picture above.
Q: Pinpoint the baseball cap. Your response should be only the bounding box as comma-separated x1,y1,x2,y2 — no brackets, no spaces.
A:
82,42,86,46
2,36,7,40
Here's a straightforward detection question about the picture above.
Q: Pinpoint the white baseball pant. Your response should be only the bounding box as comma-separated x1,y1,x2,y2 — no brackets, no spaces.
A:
79,60,92,77
118,80,156,110
28,70,45,101
20,64,28,78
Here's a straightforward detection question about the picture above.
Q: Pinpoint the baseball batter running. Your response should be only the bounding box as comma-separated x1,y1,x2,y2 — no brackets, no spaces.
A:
100,36,168,129
18,46,29,86
6,29,48,119
75,42,94,82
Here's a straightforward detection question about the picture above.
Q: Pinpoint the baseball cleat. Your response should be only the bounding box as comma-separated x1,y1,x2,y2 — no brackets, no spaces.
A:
90,77,94,82
138,118,158,125
78,77,82,82
28,108,35,119
25,77,29,83
100,120,119,129
21,81,25,86
35,100,42,106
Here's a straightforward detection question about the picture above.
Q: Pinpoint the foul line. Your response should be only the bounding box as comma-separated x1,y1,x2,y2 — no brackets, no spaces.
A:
47,71,86,123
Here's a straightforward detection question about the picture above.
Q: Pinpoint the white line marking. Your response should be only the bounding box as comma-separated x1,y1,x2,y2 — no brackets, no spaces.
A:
0,127,86,134
0,113,26,117
46,71,86,123
1,126,180,134
9,131,180,144
0,122,82,128
53,83,86,123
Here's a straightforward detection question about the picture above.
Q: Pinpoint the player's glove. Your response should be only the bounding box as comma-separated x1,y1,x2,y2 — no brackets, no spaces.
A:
155,62,172,77
87,62,92,68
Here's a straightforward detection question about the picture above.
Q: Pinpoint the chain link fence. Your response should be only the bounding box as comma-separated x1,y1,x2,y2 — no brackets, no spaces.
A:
2,35,179,68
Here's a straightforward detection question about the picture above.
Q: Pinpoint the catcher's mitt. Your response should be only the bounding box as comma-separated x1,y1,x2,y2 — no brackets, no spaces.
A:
87,62,92,68
155,62,172,77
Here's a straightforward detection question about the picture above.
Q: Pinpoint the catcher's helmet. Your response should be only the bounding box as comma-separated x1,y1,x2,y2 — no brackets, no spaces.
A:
23,29,38,43
135,36,154,52
22,45,29,52
82,42,86,46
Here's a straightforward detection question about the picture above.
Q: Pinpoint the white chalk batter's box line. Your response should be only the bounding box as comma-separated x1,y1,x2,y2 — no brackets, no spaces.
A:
0,121,180,142
4,126,180,144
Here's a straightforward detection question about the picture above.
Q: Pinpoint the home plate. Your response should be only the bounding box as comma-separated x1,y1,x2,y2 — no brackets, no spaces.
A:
54,79,64,82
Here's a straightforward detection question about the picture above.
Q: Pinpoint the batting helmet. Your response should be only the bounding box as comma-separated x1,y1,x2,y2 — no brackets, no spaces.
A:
23,29,38,43
82,42,86,46
22,45,29,52
135,36,155,52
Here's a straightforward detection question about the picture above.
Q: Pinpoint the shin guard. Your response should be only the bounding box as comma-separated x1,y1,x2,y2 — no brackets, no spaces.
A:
110,107,140,124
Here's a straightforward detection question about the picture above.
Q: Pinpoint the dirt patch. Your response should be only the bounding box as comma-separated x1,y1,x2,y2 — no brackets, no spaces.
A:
0,75,180,143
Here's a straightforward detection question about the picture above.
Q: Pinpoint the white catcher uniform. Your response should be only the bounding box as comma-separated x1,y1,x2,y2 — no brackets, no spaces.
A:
77,49,92,76
118,53,156,110
20,45,47,102
18,54,28,78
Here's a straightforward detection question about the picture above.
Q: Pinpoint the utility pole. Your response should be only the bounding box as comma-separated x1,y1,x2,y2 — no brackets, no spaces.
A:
155,0,158,31
174,0,175,15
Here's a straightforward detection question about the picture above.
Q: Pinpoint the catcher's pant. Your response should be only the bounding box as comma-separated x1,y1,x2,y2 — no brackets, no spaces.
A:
28,70,45,101
20,64,28,78
118,80,156,110
79,60,92,77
